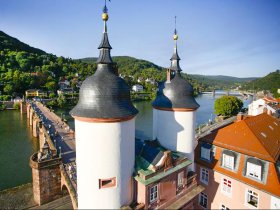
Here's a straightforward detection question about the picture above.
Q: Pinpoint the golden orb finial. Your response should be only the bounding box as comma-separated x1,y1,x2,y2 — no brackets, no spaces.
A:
102,13,109,21
173,34,178,40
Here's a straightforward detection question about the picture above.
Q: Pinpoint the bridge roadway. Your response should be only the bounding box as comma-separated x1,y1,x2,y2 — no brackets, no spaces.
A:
30,102,77,190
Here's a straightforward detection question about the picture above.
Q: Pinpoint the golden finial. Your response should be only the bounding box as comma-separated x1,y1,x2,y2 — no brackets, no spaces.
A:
173,16,178,40
102,0,109,21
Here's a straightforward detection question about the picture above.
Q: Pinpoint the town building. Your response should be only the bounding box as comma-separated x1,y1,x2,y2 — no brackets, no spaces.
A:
25,89,48,98
248,97,280,116
132,84,144,92
195,113,280,209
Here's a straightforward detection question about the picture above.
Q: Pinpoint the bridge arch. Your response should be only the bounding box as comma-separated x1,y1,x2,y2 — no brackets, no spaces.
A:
61,166,78,209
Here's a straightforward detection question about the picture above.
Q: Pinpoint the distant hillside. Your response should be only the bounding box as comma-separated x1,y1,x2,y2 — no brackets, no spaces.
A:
78,56,257,90
0,30,267,99
0,31,96,97
0,31,46,55
241,70,280,97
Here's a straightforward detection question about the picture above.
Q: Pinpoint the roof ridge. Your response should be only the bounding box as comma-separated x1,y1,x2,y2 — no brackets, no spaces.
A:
244,115,278,162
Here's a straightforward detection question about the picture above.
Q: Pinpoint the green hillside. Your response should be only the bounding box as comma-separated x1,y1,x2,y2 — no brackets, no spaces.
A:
0,30,269,101
241,70,280,97
0,30,96,99
0,31,46,55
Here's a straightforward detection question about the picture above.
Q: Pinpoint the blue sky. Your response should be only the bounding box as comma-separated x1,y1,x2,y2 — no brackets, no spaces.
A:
0,0,279,77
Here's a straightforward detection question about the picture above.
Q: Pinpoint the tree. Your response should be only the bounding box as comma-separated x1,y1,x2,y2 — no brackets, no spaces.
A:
214,96,243,117
3,84,13,95
45,81,57,92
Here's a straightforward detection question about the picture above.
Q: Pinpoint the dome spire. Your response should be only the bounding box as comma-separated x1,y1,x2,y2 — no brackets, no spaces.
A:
97,0,113,64
170,16,182,72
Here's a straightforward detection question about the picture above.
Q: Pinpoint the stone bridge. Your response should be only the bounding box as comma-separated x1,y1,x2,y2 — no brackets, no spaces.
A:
24,102,77,209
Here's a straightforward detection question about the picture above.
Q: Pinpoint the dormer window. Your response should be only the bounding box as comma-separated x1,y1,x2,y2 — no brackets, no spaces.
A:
246,158,262,180
200,143,214,162
222,150,235,170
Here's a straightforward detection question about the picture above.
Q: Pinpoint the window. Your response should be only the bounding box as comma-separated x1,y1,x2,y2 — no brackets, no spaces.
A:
201,143,213,161
177,171,184,187
246,161,262,180
221,204,230,210
99,177,116,189
150,185,158,203
223,154,234,170
246,189,258,208
199,192,208,208
200,168,209,185
221,178,232,195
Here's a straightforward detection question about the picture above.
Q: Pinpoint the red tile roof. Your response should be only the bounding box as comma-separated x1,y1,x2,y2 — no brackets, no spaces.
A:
195,113,280,197
199,113,280,162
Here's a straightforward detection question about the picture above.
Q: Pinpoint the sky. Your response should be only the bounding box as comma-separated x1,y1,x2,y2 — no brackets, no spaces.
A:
0,0,279,77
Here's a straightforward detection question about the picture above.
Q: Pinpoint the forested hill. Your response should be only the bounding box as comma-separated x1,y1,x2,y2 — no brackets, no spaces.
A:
0,30,268,99
79,56,165,81
241,70,280,97
78,57,258,89
0,31,46,55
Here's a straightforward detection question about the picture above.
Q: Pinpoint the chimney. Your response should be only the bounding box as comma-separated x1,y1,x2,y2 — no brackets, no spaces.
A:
267,109,272,116
237,112,244,122
166,68,171,83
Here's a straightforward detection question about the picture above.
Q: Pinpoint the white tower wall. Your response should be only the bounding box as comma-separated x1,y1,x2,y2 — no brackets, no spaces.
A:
75,118,135,209
153,108,196,165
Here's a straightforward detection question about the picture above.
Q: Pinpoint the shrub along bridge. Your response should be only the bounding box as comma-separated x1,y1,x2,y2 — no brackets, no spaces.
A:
23,101,77,209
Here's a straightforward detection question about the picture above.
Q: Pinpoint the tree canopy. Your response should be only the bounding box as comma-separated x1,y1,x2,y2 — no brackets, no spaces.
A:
214,96,243,117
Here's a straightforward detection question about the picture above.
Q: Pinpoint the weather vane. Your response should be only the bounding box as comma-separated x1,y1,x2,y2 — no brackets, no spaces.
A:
173,16,178,40
174,16,177,35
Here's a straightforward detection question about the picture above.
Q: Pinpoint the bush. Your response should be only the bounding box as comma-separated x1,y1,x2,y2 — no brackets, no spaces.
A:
0,95,12,101
13,102,20,110
214,96,243,117
49,92,56,98
0,103,6,110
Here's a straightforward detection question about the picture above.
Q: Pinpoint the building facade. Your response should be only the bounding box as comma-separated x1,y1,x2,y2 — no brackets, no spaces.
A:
195,113,280,209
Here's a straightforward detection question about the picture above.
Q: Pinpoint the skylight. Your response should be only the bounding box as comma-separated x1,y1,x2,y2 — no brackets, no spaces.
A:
274,122,278,126
261,132,267,138
269,125,274,130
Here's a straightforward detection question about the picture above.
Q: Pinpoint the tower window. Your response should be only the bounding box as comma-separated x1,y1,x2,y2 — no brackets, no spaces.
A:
99,177,116,189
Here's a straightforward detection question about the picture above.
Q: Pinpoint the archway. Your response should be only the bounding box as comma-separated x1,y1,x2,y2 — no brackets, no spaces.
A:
60,185,74,209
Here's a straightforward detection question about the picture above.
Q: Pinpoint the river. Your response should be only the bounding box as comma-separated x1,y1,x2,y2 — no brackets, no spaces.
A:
0,93,252,190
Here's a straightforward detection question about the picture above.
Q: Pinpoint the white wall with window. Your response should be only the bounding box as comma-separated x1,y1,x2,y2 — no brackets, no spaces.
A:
200,168,209,185
199,192,208,208
221,177,232,196
271,195,280,209
150,185,158,203
245,189,259,208
246,161,262,180
222,153,234,170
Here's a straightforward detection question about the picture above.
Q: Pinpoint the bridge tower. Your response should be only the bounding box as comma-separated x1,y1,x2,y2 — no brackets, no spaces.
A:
29,141,62,205
70,3,138,209
152,21,199,169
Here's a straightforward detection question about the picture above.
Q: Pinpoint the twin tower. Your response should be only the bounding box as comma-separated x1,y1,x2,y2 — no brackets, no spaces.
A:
70,5,199,209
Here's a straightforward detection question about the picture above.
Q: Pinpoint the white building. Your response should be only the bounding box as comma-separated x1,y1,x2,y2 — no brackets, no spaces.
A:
248,97,279,116
132,84,143,92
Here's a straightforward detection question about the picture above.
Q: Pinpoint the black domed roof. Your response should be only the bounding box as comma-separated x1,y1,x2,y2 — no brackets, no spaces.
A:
152,72,199,110
70,17,138,119
152,37,199,110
